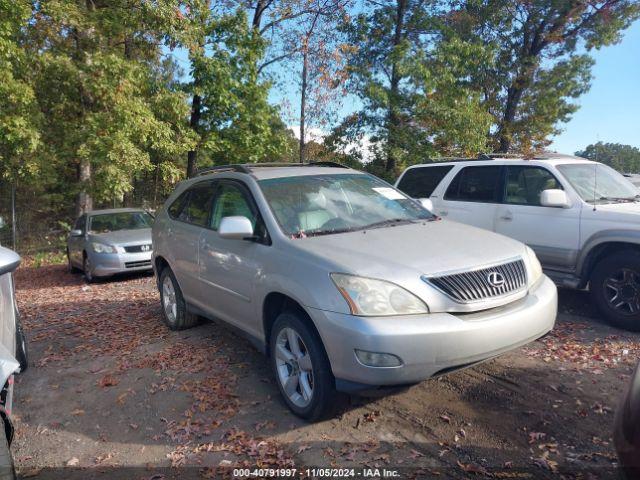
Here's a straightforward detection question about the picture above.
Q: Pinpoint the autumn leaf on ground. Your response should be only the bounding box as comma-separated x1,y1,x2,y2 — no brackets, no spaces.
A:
98,374,119,388
296,445,311,454
457,461,489,475
66,457,79,466
439,414,451,423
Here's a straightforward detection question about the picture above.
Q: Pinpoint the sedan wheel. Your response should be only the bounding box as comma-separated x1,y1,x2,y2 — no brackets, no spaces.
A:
275,327,314,408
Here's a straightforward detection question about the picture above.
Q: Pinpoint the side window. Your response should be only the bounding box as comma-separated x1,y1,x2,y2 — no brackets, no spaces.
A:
168,183,216,227
397,165,454,198
168,191,189,219
74,215,86,233
504,166,562,206
210,183,257,232
445,166,502,203
184,184,216,226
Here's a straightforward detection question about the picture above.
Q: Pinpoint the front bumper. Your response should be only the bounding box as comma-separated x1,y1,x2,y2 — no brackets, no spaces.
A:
88,251,153,277
308,275,557,388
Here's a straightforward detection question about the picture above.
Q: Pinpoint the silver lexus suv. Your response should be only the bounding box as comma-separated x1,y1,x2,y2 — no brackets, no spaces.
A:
152,163,558,420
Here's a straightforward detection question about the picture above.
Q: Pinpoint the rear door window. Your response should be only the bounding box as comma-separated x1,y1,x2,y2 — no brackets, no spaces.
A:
444,166,502,203
397,165,454,198
169,183,216,227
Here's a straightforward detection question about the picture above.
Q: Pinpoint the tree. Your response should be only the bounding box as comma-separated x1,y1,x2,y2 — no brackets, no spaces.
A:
576,142,640,174
450,0,640,153
0,0,40,180
26,0,194,215
335,0,492,177
183,7,289,172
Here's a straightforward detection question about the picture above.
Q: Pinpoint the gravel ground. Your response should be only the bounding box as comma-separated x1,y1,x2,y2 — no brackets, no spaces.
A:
9,262,640,479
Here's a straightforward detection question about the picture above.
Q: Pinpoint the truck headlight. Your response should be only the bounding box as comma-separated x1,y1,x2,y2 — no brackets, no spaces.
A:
331,273,428,316
525,246,543,286
91,242,117,254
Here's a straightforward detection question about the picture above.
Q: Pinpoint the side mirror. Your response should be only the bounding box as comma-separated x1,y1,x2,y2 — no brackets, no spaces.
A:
219,216,254,240
418,198,434,212
70,229,84,237
540,189,570,208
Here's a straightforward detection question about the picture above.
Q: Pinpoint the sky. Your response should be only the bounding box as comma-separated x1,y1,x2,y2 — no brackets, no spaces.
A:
549,20,640,154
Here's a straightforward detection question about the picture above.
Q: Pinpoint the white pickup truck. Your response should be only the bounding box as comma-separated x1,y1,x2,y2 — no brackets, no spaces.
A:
395,153,640,331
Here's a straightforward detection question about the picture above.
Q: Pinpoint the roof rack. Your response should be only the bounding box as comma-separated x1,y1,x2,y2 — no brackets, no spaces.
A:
192,161,349,178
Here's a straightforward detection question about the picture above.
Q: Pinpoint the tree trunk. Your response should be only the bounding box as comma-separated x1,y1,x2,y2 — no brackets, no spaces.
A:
496,85,523,152
385,0,407,173
187,92,202,177
299,46,308,163
77,159,93,216
252,0,269,30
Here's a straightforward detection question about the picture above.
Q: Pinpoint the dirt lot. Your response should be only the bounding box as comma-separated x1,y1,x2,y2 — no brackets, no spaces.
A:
10,262,640,479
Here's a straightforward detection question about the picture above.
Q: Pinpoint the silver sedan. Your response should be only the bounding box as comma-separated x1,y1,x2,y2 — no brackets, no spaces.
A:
67,208,154,282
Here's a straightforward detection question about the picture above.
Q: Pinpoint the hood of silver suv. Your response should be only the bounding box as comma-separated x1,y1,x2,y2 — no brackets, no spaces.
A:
292,220,526,279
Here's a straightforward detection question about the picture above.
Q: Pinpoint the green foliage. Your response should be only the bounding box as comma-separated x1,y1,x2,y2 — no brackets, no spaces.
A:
576,142,640,174
0,0,41,179
333,0,492,174
450,0,640,152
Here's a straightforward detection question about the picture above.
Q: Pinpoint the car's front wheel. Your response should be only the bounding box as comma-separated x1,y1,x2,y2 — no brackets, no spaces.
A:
270,312,338,421
158,267,199,331
67,249,81,273
591,251,640,332
82,255,94,283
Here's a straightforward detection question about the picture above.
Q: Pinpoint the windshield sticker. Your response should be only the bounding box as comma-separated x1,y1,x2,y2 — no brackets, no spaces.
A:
372,187,405,200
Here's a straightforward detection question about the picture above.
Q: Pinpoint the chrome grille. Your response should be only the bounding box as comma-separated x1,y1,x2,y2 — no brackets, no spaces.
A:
124,244,152,253
423,259,527,303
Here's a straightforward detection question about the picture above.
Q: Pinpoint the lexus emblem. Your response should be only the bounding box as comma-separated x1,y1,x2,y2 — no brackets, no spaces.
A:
487,272,505,288
141,245,151,252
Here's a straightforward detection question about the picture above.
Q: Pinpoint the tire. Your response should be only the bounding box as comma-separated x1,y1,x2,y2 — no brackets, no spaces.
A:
82,254,94,283
0,428,15,480
67,249,81,273
591,251,640,332
269,311,339,421
158,267,199,331
15,318,28,374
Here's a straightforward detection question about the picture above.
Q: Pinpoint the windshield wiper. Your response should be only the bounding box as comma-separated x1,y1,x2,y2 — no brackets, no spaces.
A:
362,218,416,230
598,195,639,203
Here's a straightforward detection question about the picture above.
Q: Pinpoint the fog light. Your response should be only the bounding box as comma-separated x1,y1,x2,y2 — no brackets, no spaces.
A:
355,349,402,367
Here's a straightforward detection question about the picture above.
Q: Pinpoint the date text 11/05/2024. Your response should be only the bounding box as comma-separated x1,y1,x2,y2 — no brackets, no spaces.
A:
232,468,401,478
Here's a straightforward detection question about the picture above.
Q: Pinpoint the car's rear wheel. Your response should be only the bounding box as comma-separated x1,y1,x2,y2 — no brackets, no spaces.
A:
82,255,94,283
591,251,640,332
0,427,15,480
158,267,199,331
270,312,338,421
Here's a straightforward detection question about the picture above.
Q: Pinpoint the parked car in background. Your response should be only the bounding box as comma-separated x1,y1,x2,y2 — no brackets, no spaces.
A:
395,154,640,331
615,362,640,478
152,163,557,420
0,246,28,479
67,208,154,282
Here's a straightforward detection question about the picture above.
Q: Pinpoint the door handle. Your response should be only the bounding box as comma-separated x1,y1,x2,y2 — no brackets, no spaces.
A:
500,212,513,221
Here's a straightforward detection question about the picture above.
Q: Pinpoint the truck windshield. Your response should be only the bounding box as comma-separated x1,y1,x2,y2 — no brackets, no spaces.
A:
89,212,153,233
557,163,639,204
259,173,434,238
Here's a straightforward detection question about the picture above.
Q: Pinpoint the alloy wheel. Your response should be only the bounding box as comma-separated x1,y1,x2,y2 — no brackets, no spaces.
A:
162,275,178,323
275,327,314,408
603,268,640,315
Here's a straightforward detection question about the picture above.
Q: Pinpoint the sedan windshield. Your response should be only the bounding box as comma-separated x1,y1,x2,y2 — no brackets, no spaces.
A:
557,163,639,204
89,212,153,233
258,173,434,237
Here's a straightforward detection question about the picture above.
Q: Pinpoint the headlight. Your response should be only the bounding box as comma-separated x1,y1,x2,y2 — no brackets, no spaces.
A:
91,242,117,253
525,246,543,285
331,273,428,316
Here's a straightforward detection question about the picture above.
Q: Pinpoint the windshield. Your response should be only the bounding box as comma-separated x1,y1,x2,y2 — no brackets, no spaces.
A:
89,212,153,233
258,173,434,237
557,163,639,204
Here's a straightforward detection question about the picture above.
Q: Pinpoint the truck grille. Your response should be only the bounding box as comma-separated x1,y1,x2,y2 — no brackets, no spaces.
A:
423,259,527,303
124,244,152,253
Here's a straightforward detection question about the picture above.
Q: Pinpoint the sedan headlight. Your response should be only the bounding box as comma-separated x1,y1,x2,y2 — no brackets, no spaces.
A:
525,246,543,286
91,242,117,254
331,273,428,316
